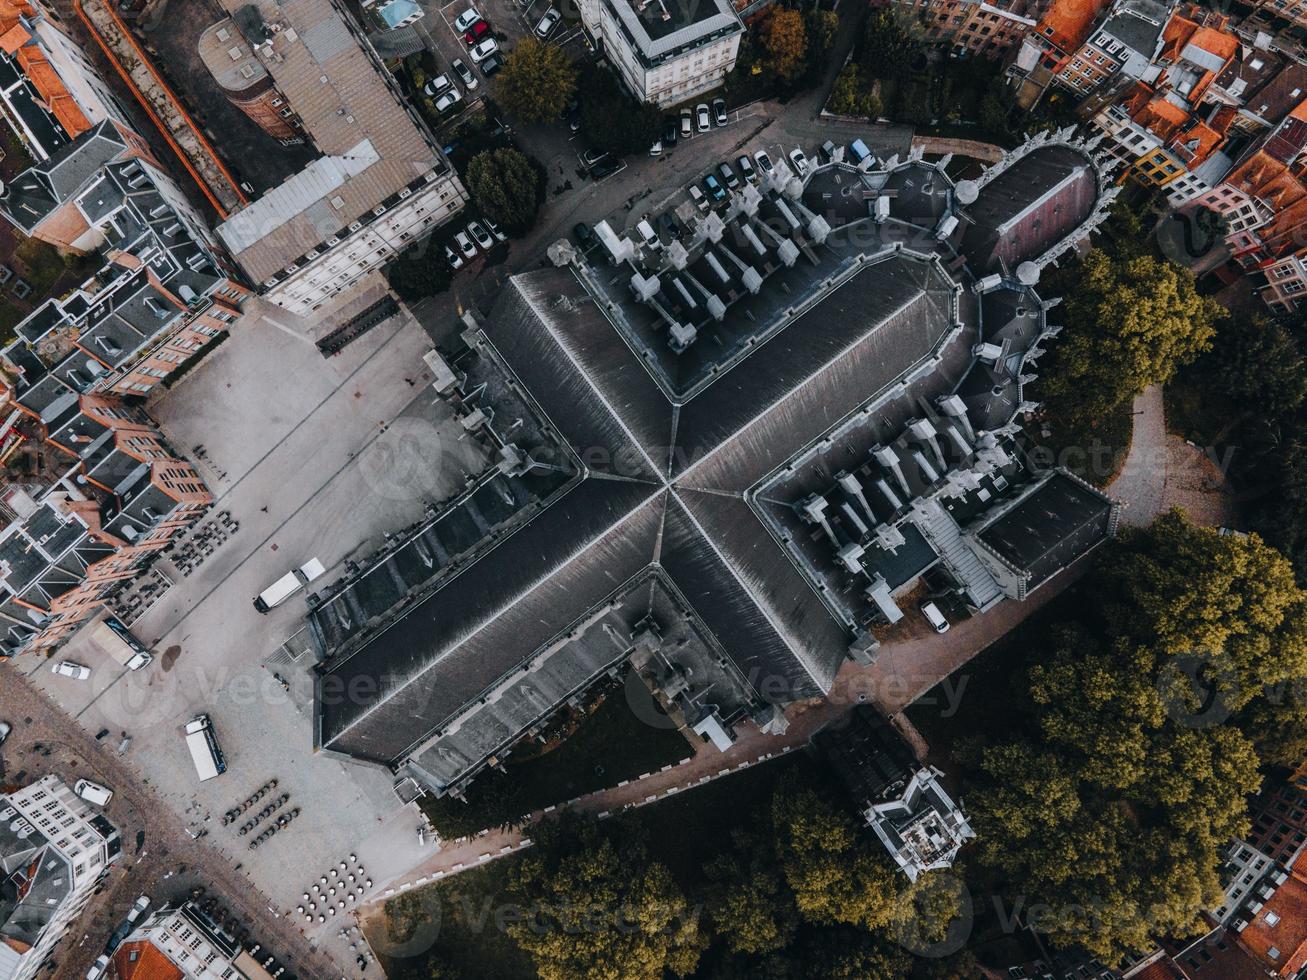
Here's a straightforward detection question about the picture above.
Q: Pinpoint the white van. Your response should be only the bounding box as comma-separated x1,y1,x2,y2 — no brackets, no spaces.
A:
74,779,113,806
920,601,950,634
253,558,326,613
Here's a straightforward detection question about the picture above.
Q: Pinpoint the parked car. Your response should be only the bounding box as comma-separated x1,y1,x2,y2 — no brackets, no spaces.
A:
468,220,494,250
712,97,727,126
454,230,477,259
480,52,503,76
573,222,594,247
636,219,660,249
74,779,113,806
469,37,499,63
434,89,462,113
649,139,662,156
591,158,622,180
718,161,740,190
51,660,90,680
86,955,111,980
754,149,774,177
703,172,726,202
535,6,560,36
688,184,709,212
818,139,837,164
462,19,490,44
453,58,477,90
921,601,950,634
788,147,809,176
0,721,10,745
581,147,609,168
453,6,482,32
849,138,873,166
485,218,507,241
657,211,679,239
663,116,678,147
445,244,464,270
423,73,451,97
735,154,757,184
126,896,150,923
695,103,711,132
680,108,692,138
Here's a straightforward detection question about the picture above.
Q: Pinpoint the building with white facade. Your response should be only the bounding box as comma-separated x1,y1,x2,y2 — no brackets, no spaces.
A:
577,0,743,106
0,776,122,980
111,903,275,979
211,0,467,317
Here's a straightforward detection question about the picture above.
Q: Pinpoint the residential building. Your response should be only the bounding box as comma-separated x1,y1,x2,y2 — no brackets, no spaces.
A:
894,0,1049,60
111,902,274,979
576,0,743,106
814,707,975,880
197,15,306,145
307,130,1121,803
209,0,468,317
1008,0,1114,107
1246,0,1307,34
0,0,135,160
0,122,249,396
0,775,122,980
0,360,211,654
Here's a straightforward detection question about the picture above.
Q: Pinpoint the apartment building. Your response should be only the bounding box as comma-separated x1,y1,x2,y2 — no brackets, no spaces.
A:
197,15,306,145
111,903,273,980
0,0,136,160
1247,0,1307,34
1008,0,1113,107
0,361,211,654
209,0,467,317
894,0,1048,60
576,0,743,107
0,122,249,396
0,776,122,980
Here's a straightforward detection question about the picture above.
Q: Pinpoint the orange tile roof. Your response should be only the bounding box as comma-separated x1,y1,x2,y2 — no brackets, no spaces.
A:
1037,0,1111,53
1190,25,1238,62
0,22,28,53
1238,863,1307,974
1130,957,1186,980
111,941,184,980
0,0,91,141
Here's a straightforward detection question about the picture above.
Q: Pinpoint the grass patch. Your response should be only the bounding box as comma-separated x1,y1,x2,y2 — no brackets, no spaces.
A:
420,683,693,838
0,297,24,343
381,754,802,980
13,235,71,294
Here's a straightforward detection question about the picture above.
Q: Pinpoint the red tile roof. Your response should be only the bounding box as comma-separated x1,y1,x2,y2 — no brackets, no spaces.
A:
111,941,184,980
1036,0,1111,55
0,0,91,140
1238,863,1307,975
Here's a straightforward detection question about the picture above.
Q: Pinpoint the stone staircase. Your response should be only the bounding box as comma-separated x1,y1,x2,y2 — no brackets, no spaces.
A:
914,499,1003,609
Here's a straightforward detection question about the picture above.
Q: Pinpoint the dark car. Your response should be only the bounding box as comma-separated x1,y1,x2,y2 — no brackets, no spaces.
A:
818,139,838,164
718,161,740,190
573,222,594,247
463,19,490,44
712,97,727,126
591,158,622,180
663,116,678,147
703,173,726,202
480,52,503,76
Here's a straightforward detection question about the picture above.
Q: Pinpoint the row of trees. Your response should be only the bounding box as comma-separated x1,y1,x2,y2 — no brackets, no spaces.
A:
964,513,1307,961
417,768,976,980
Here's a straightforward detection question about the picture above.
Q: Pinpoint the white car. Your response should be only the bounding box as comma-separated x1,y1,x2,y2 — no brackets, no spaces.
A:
74,779,113,806
424,74,451,97
535,6,560,36
695,103,711,132
453,58,477,91
469,37,498,63
126,895,150,923
754,150,774,177
485,218,507,242
468,221,494,250
454,231,477,259
453,6,481,32
86,955,110,980
434,89,462,113
788,147,810,177
51,660,90,680
445,245,464,270
0,721,10,744
688,184,708,213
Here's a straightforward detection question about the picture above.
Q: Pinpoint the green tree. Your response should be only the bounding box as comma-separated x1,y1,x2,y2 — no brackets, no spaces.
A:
861,9,919,79
577,65,661,157
704,827,798,955
828,64,882,119
505,813,706,980
1040,251,1221,423
805,9,838,72
385,240,452,302
496,37,577,123
465,148,542,234
761,8,808,84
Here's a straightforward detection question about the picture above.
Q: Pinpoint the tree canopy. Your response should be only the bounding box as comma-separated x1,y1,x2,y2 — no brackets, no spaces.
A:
577,65,661,157
464,148,542,234
760,8,807,84
495,38,577,123
384,240,451,303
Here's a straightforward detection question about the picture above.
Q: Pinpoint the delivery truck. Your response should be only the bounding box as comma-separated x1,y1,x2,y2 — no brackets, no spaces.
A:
252,558,326,613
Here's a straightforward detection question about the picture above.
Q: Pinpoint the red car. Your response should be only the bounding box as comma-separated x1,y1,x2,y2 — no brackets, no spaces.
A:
463,19,489,44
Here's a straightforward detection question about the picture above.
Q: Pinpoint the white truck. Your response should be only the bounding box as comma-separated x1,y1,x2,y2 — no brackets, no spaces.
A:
252,558,326,614
89,616,153,670
184,714,226,782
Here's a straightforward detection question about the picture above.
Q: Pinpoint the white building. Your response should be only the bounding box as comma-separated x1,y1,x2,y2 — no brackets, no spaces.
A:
112,903,274,980
577,0,744,106
0,776,122,980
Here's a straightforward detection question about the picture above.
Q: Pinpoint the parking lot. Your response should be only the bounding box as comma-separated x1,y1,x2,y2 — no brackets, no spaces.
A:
18,298,490,967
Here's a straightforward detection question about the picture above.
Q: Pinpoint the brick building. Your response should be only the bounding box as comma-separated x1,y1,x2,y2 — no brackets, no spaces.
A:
197,14,306,145
893,0,1048,60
